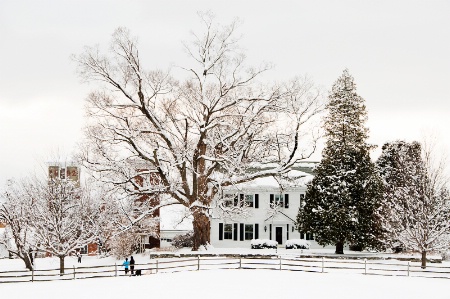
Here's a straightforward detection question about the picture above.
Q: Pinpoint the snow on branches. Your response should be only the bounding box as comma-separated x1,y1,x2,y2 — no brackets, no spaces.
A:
377,140,450,268
73,13,324,249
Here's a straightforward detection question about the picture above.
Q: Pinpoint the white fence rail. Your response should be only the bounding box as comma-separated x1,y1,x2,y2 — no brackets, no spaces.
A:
1,256,449,283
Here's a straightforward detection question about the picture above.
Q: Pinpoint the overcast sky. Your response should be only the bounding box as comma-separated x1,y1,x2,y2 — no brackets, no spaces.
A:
1,0,449,187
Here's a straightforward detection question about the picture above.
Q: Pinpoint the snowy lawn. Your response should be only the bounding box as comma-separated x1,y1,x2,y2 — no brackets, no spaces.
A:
1,249,449,298
1,268,449,299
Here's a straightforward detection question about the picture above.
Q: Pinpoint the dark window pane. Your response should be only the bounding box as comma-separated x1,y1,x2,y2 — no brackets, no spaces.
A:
224,224,232,240
245,224,253,240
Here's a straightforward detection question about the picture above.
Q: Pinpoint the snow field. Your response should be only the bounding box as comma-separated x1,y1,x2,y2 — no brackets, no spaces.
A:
1,269,449,299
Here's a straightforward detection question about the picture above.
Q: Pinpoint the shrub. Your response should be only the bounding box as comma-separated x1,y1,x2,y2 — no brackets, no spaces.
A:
349,244,363,251
391,241,404,253
251,239,278,249
285,239,310,249
109,233,141,259
172,231,194,248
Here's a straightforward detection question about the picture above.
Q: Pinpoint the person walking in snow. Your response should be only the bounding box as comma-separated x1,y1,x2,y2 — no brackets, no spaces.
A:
77,251,82,263
130,256,135,275
122,257,130,275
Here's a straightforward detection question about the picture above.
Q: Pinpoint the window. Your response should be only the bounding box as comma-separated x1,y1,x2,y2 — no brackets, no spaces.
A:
224,224,232,240
223,194,234,207
245,195,254,207
274,194,283,207
300,194,306,208
79,245,88,255
245,224,253,240
60,168,65,179
306,232,314,241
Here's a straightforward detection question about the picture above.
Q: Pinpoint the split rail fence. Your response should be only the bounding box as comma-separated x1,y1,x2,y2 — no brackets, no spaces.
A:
1,256,449,284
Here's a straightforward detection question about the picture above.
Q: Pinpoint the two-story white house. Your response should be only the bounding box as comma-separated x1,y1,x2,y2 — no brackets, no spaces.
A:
210,165,325,249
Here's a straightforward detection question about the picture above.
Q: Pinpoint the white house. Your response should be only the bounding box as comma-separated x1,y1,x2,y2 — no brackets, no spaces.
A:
210,165,329,249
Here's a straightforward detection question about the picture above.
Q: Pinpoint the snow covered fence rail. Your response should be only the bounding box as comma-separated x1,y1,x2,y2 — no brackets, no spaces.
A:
1,256,450,283
0,262,156,283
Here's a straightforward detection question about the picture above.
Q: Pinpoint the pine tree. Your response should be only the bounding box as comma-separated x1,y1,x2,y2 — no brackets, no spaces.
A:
377,140,450,268
376,141,423,249
297,70,383,254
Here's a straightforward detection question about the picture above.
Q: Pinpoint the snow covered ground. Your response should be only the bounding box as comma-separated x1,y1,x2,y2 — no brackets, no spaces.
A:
1,267,449,299
1,248,449,298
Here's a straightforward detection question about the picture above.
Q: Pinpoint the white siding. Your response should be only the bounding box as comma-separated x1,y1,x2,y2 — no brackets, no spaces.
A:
211,188,329,249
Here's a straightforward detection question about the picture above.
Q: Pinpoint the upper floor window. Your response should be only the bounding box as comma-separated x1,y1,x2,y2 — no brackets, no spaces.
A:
222,193,259,208
270,194,289,208
300,194,306,208
223,194,234,207
245,195,254,207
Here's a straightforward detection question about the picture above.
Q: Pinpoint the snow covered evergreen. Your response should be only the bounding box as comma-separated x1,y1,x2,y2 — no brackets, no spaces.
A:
376,140,450,268
297,70,383,254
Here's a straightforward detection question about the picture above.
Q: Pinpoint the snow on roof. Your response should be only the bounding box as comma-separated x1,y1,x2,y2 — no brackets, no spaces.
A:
160,205,193,231
224,170,313,192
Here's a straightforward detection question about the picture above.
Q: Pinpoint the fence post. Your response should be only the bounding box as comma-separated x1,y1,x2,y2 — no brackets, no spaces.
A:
279,256,282,270
322,257,324,273
407,261,410,277
73,265,76,280
364,259,367,275
115,263,117,277
197,255,200,271
156,259,159,274
239,256,242,269
32,266,34,282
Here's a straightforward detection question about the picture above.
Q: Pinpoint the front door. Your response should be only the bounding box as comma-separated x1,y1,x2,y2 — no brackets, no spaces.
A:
275,227,282,245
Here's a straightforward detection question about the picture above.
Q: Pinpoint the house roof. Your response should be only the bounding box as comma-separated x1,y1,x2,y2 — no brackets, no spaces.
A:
223,169,313,192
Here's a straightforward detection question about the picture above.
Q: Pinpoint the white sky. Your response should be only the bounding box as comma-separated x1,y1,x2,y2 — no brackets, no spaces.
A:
1,0,449,187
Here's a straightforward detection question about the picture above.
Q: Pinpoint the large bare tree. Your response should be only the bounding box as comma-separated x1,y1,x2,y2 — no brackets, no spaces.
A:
74,13,323,250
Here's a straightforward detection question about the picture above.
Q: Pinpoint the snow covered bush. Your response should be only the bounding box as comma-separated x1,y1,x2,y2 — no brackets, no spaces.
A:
251,239,278,249
285,239,310,249
172,231,194,248
109,233,141,259
441,251,450,261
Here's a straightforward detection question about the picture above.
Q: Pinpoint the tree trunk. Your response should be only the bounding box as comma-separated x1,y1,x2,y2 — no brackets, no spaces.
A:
421,251,427,269
23,252,34,271
192,209,210,251
335,241,344,254
59,256,65,276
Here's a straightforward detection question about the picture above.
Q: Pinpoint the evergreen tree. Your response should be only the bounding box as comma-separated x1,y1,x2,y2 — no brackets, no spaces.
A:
377,140,450,268
375,141,423,249
297,70,383,254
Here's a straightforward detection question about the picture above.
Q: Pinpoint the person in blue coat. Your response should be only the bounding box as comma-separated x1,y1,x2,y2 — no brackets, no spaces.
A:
122,258,130,275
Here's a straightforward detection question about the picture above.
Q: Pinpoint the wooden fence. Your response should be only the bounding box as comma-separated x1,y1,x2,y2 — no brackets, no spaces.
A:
1,255,449,283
